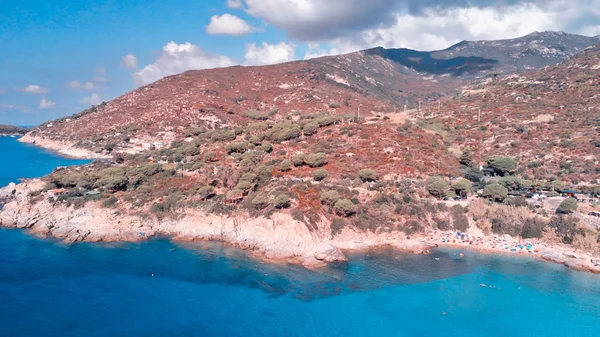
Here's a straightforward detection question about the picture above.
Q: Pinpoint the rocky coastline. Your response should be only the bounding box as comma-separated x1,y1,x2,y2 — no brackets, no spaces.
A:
1,179,599,273
18,134,110,159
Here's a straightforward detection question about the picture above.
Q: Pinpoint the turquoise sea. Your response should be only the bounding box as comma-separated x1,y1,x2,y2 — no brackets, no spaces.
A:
1,136,600,336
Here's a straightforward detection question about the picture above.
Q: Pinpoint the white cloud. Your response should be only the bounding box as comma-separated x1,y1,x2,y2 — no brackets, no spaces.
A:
92,67,109,82
242,0,397,40
206,14,257,36
580,24,600,36
80,93,102,106
121,54,139,69
345,4,559,51
304,44,340,59
227,0,243,9
0,103,28,113
68,81,97,90
238,0,600,49
19,84,48,94
133,41,236,86
244,42,296,66
38,97,55,109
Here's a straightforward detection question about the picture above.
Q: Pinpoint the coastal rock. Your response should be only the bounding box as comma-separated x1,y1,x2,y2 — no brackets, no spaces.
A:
540,251,566,264
301,257,327,269
314,245,347,262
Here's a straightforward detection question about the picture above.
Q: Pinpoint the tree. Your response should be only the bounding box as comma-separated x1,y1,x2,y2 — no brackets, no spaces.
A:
427,177,450,199
498,176,524,191
486,156,517,176
558,198,578,214
334,199,357,217
459,149,474,167
452,179,472,197
358,169,378,182
482,183,508,202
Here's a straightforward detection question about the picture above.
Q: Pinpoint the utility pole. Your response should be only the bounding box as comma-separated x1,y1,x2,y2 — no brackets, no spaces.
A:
404,101,407,114
478,106,481,122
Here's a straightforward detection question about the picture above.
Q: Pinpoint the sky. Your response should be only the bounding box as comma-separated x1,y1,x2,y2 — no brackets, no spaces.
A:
1,0,599,126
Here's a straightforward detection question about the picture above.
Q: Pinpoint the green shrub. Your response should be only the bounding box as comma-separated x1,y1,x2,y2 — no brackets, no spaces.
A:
558,198,578,213
426,177,449,199
204,151,217,162
197,186,216,200
521,217,547,239
95,168,128,191
236,180,254,192
244,109,277,120
305,153,328,168
257,143,273,153
331,218,346,236
292,153,306,166
320,190,341,206
312,169,329,181
334,199,357,217
452,179,472,196
280,159,292,172
450,205,469,231
328,102,341,108
268,121,302,142
272,194,290,209
102,196,118,208
303,121,320,136
316,115,336,127
248,121,270,131
226,142,249,154
459,149,474,167
251,192,269,209
486,156,517,176
210,130,237,142
181,145,200,156
358,169,378,182
498,176,524,191
482,183,508,202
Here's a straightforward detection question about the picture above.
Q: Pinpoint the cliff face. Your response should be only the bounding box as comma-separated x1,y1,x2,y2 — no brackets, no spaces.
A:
0,180,349,268
0,179,438,268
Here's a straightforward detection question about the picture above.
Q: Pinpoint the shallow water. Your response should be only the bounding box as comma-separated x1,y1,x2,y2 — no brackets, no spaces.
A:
1,137,600,337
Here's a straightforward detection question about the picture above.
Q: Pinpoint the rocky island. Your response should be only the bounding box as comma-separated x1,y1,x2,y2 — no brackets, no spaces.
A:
0,125,29,137
1,35,599,272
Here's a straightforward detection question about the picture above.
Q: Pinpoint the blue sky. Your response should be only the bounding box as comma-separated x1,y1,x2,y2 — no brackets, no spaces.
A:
1,0,598,126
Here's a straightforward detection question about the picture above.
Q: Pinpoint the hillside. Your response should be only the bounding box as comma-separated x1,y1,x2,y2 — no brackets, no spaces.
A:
364,31,600,79
23,32,600,156
433,31,600,75
427,44,600,183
